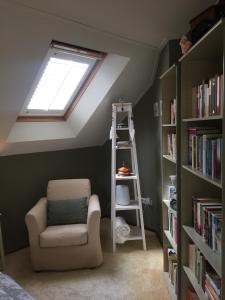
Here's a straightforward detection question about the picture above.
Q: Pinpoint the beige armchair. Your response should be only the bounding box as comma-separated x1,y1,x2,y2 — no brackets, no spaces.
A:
25,179,103,271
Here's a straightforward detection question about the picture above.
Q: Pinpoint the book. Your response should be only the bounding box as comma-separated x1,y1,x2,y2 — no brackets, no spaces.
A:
192,87,198,118
205,263,221,300
167,248,177,291
191,74,223,118
192,197,222,253
186,288,198,300
187,127,222,180
170,98,176,125
167,133,176,160
188,244,196,274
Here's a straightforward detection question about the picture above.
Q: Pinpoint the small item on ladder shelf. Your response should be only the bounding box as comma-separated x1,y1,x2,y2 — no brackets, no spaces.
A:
116,185,130,205
117,122,127,129
117,163,130,176
115,217,130,244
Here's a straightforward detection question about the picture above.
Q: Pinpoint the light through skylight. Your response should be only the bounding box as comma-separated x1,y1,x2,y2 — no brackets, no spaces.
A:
27,57,89,111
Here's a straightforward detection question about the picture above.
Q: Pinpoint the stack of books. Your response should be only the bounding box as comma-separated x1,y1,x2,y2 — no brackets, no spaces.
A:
189,244,221,299
168,210,177,244
167,133,176,160
191,74,223,118
192,196,222,254
187,127,222,180
168,248,177,294
170,98,176,125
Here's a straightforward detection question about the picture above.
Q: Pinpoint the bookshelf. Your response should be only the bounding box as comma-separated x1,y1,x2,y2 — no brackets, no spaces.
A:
179,19,224,300
160,64,180,298
160,20,225,300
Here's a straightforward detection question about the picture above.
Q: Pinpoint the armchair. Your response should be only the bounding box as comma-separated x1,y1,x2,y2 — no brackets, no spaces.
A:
25,179,103,271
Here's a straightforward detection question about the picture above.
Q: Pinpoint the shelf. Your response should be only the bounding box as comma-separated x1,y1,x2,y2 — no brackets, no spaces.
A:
116,146,132,150
116,142,132,149
163,272,177,300
179,19,223,62
163,200,177,217
115,175,137,180
116,200,139,211
163,155,176,164
182,165,222,189
159,64,176,80
183,226,221,277
116,127,129,131
182,115,222,122
183,266,207,300
160,18,225,299
162,123,176,127
123,226,143,241
164,230,177,253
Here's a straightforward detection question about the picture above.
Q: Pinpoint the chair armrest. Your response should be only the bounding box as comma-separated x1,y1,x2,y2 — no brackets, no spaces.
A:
87,194,101,242
25,197,47,247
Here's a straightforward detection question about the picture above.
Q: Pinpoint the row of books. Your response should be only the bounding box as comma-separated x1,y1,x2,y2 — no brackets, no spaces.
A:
189,244,221,300
167,248,177,294
188,127,222,180
191,74,223,118
170,98,176,125
168,211,177,244
192,196,222,255
167,133,176,160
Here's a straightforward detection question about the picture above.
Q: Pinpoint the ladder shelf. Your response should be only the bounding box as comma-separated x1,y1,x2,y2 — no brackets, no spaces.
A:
110,102,146,252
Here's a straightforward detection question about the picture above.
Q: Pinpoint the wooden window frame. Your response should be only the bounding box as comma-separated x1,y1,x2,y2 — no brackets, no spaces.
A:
17,41,106,122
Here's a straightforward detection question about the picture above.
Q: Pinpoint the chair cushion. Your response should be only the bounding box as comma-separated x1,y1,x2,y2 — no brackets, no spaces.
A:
47,198,88,226
40,224,88,247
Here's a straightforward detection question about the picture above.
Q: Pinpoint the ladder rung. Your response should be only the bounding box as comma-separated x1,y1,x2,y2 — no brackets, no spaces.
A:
122,226,143,241
116,127,129,131
113,103,132,113
115,200,140,211
116,146,132,150
116,141,132,149
115,175,137,180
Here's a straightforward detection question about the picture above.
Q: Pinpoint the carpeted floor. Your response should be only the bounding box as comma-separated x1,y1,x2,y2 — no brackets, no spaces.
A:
4,219,169,300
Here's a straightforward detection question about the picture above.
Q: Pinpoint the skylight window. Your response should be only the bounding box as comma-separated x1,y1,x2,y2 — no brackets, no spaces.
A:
18,41,105,120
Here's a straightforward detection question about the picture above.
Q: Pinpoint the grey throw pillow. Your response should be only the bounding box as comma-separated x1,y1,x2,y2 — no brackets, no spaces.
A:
47,197,88,226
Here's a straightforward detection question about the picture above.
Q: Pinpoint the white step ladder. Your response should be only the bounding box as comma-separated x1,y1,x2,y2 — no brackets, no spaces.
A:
110,102,146,252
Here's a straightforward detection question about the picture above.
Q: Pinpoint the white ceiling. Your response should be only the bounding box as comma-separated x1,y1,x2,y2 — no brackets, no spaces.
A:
0,0,214,156
8,0,214,47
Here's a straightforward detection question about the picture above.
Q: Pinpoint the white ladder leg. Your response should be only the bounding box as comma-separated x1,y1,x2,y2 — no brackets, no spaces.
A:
132,136,147,251
111,106,117,252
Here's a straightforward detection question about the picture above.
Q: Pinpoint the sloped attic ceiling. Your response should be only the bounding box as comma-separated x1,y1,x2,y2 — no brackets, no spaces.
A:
0,0,214,156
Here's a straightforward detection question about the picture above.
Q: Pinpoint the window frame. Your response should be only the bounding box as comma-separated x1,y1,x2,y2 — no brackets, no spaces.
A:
17,41,106,122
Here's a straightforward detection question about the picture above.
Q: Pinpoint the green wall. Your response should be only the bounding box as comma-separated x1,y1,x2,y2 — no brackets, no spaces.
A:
0,146,107,253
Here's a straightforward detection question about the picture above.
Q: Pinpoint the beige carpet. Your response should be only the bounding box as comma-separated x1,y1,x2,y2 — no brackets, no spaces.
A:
5,219,169,300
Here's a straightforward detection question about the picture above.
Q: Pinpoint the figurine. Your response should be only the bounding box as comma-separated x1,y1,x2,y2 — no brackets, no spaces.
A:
179,35,192,54
117,162,130,176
